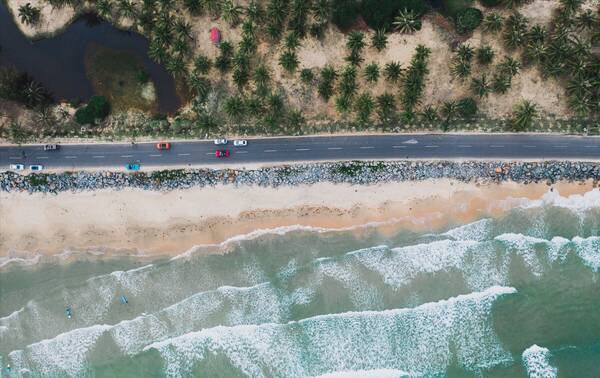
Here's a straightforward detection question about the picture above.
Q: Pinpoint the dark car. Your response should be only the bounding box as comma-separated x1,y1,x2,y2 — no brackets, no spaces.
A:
215,149,230,157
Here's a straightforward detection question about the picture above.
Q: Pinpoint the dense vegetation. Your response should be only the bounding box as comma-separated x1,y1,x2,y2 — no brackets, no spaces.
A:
1,0,598,143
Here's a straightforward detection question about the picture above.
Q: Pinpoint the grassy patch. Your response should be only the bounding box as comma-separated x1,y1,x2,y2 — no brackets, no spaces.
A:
150,169,186,183
84,44,157,112
27,174,49,187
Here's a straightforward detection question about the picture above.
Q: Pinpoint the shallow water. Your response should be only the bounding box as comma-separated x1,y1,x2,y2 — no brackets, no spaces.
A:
1,201,599,377
0,2,179,113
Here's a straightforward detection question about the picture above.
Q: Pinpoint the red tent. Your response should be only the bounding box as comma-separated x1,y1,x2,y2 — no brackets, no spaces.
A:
210,27,221,44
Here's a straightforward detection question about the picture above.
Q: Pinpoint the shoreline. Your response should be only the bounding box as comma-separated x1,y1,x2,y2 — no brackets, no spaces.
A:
1,179,596,261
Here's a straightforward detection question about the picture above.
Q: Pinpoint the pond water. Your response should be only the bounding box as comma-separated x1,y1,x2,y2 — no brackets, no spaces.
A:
0,2,180,113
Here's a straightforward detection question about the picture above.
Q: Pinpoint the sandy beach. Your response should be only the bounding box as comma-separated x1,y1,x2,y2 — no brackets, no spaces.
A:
0,179,596,259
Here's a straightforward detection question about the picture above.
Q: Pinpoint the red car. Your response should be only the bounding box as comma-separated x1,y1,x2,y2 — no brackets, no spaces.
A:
156,142,171,150
215,149,230,157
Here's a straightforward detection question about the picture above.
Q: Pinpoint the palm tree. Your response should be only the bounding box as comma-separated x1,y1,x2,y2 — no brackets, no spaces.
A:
393,8,421,34
499,56,521,77
148,39,168,63
300,68,314,84
285,32,300,50
174,19,192,40
528,25,547,43
338,65,358,99
312,0,330,25
253,65,271,93
244,96,264,118
335,95,351,114
173,37,190,57
483,13,503,33
451,59,471,79
364,63,379,83
355,93,374,124
559,0,582,14
246,0,264,23
492,73,511,94
575,9,596,31
383,62,403,83
470,74,490,98
318,66,336,100
221,0,243,26
371,29,388,52
279,50,299,73
204,0,221,17
95,0,113,19
223,95,245,120
376,93,396,124
476,45,495,65
503,12,529,50
118,0,137,19
166,56,186,77
511,100,537,130
18,3,41,25
188,75,211,102
441,100,459,126
194,55,212,75
420,105,437,122
183,0,202,14
456,44,474,62
502,0,525,9
289,0,311,37
346,32,366,55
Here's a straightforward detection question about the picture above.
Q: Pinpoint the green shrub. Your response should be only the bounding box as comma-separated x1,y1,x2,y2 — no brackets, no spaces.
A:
331,0,360,30
442,0,473,16
457,97,477,118
455,7,482,34
361,0,427,30
75,96,110,125
479,0,501,6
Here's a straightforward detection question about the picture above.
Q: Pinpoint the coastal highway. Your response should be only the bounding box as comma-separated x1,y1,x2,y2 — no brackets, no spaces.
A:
1,134,599,169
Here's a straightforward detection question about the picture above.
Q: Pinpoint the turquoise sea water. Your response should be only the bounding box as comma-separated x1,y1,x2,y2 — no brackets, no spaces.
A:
1,196,599,377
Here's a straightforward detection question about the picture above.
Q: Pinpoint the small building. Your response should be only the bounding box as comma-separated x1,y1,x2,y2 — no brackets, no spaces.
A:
209,27,221,44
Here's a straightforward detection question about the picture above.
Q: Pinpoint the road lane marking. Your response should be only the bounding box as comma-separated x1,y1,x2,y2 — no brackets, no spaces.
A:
553,145,568,148
295,148,310,151
327,147,342,150
236,151,248,154
522,145,536,148
403,139,419,144
93,156,105,158
359,146,374,149
9,156,20,159
121,155,133,157
392,145,406,149
149,154,162,157
177,153,191,156
425,145,439,148
584,146,597,148
264,149,277,152
490,145,504,148
458,145,472,148
205,152,214,155
65,156,77,159
37,156,48,159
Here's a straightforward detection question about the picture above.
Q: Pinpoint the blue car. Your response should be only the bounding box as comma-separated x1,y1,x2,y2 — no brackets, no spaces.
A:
126,163,140,171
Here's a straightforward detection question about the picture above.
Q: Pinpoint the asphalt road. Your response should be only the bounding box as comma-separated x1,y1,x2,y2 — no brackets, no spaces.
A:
1,134,599,170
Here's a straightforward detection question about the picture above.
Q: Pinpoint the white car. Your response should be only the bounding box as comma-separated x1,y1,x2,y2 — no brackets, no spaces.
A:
233,140,247,147
29,165,44,171
10,164,25,171
214,138,228,145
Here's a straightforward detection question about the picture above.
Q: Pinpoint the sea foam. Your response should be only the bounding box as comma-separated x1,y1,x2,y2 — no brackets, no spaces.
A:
145,286,516,378
522,345,558,378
